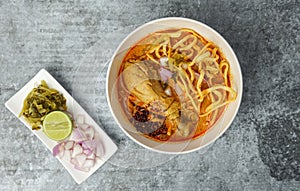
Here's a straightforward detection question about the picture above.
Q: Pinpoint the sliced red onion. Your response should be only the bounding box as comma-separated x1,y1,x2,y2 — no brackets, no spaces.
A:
81,140,96,150
159,67,173,82
87,153,96,160
58,150,65,158
83,149,93,156
72,143,83,158
64,141,74,150
74,164,83,171
82,159,94,169
78,123,89,130
73,159,89,172
71,158,78,166
85,126,95,140
62,150,71,162
95,144,105,158
76,154,87,167
70,128,87,142
53,142,64,157
52,114,106,172
94,133,105,157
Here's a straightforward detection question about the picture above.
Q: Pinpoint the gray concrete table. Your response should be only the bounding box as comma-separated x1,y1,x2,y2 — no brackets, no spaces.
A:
0,0,299,190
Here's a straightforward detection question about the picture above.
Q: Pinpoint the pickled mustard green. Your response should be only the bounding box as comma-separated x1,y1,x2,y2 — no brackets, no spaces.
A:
19,80,67,130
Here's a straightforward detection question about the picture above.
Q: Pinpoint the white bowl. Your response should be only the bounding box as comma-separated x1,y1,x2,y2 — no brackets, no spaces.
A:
106,17,243,154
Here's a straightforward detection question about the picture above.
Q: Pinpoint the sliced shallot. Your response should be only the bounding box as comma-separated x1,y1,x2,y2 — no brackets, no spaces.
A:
63,150,71,162
82,140,96,151
72,143,83,158
64,141,74,150
87,153,96,160
53,142,64,156
52,114,105,172
82,159,94,169
85,126,95,140
83,149,93,156
70,128,86,142
78,123,89,130
76,154,87,167
94,133,105,157
58,150,65,158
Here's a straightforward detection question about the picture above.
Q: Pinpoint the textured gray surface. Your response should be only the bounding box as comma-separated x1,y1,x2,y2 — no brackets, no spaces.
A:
0,0,299,190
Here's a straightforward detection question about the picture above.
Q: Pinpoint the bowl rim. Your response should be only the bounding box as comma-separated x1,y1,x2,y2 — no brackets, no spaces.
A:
106,17,243,154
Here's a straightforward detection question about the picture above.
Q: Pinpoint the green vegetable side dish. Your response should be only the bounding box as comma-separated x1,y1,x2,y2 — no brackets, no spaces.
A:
19,80,67,130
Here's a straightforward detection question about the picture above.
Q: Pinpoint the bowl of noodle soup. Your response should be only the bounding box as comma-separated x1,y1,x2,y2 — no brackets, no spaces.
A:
107,17,242,154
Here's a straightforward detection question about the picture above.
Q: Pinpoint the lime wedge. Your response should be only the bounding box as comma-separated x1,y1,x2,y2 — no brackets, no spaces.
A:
43,111,72,141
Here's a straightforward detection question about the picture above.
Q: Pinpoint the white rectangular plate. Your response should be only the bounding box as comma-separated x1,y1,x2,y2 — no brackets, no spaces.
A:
5,69,118,184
